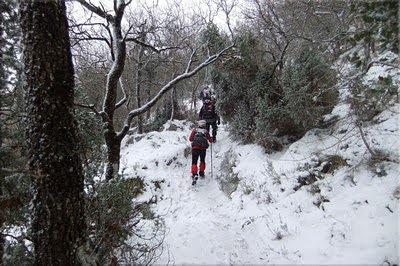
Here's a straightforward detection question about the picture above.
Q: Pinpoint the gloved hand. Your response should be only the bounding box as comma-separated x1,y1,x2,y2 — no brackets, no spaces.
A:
217,120,220,125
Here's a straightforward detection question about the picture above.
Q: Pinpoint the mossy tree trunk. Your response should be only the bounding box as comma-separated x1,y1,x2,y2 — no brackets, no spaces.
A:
0,3,4,262
20,0,85,264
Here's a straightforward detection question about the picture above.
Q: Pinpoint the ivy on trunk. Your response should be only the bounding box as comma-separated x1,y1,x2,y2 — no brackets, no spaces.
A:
20,0,85,264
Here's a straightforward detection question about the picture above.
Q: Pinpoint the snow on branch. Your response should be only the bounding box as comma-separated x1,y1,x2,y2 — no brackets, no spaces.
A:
74,0,113,22
185,49,198,73
366,60,400,71
115,78,129,110
74,102,99,114
125,37,182,53
74,102,112,124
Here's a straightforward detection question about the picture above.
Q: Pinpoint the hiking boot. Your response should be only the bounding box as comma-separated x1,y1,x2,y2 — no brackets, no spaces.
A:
192,174,198,185
199,171,205,178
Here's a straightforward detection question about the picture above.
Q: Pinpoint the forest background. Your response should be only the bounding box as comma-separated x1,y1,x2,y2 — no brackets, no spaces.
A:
0,0,398,264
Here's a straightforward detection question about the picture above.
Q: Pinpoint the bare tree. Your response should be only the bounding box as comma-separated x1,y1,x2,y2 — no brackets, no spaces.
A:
20,0,85,264
72,0,234,180
243,0,350,80
215,0,238,38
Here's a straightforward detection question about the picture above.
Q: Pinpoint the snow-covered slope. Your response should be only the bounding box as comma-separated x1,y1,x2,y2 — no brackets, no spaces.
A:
119,51,399,265
120,106,398,264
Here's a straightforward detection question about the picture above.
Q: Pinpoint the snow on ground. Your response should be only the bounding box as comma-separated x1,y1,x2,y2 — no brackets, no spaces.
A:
119,54,399,265
120,109,399,264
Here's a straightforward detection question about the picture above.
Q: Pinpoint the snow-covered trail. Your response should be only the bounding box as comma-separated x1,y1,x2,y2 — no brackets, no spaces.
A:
121,124,271,264
148,126,263,264
120,117,399,265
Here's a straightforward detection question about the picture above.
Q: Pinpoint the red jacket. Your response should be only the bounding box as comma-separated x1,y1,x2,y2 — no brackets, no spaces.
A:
189,127,213,150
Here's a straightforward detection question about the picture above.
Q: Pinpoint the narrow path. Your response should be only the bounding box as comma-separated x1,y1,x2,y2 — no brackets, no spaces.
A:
120,123,292,264
152,126,268,265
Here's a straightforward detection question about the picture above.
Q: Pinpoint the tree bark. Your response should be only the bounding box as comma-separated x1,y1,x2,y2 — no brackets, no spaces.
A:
20,0,85,264
0,4,5,262
146,89,151,119
170,87,176,120
104,128,122,181
95,1,127,180
136,32,145,134
0,173,3,266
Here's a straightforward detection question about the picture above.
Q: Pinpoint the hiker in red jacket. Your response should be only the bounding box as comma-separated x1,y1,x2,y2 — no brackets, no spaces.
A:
189,120,214,185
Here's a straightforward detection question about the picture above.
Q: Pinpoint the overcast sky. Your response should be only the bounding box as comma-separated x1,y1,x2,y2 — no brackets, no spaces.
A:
68,0,240,34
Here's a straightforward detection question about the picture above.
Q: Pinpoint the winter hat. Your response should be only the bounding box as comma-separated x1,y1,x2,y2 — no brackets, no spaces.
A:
198,120,206,127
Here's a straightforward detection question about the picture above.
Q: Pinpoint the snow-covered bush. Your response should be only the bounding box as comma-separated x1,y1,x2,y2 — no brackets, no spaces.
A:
348,75,398,123
217,149,240,198
266,216,291,241
85,177,164,265
347,1,398,67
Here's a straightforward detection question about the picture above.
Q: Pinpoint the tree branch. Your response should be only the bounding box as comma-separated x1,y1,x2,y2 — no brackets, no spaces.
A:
126,37,181,53
116,43,235,139
185,49,198,73
74,102,100,115
366,60,400,71
74,103,112,124
0,168,38,177
74,0,113,21
71,36,110,44
269,40,290,80
115,78,129,110
356,122,376,157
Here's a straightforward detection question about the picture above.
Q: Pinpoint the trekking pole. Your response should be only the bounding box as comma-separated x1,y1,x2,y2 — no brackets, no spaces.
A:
210,142,213,179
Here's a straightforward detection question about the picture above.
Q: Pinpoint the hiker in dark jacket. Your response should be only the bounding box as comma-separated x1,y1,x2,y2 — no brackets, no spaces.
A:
199,87,214,102
189,120,213,185
199,97,220,141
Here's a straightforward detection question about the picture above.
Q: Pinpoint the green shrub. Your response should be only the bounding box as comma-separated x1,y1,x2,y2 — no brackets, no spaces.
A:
254,45,338,150
85,177,163,265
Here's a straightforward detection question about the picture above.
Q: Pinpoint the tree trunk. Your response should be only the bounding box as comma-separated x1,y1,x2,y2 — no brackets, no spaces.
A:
0,6,5,262
104,129,122,181
146,89,151,119
136,37,145,134
170,87,176,120
0,173,4,265
191,84,198,113
20,1,85,264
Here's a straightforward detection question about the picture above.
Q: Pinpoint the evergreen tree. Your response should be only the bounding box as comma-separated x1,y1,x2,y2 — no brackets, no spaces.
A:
348,0,398,67
255,45,337,150
282,45,338,131
200,22,227,56
346,1,398,126
212,29,264,142
0,0,32,264
213,25,338,151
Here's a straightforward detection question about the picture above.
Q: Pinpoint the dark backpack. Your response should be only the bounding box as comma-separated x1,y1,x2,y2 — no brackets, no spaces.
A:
202,103,215,120
192,128,209,148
